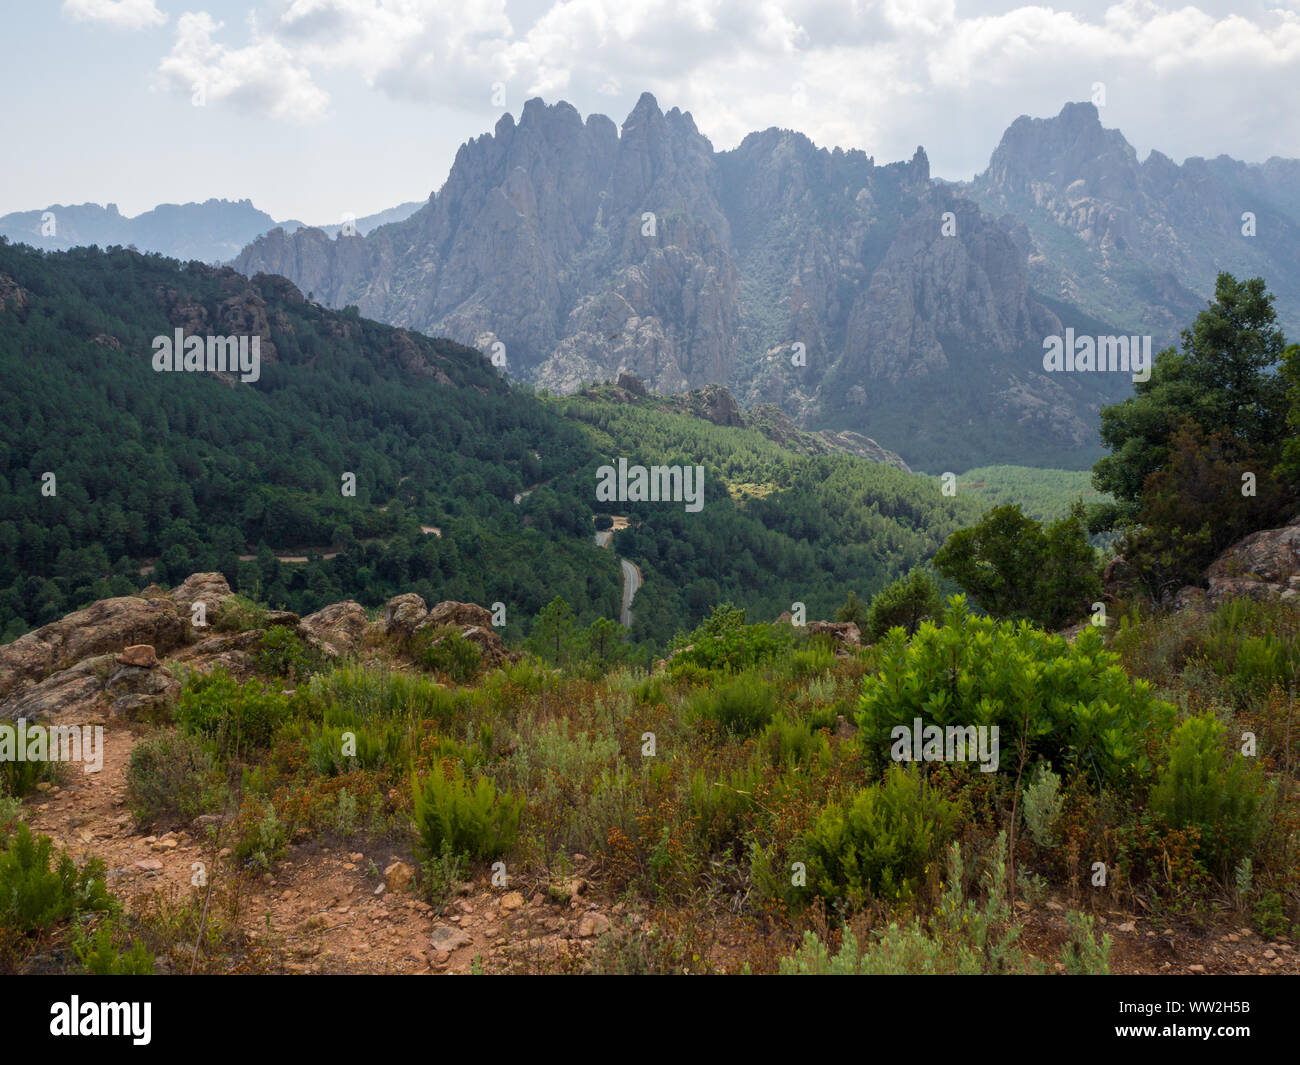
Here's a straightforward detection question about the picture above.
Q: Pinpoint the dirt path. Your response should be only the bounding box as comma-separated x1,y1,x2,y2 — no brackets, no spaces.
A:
20,715,614,975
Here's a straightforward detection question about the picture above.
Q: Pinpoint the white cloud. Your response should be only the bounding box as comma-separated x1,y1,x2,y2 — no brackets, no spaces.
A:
63,0,166,30
156,12,330,122
146,1,1300,176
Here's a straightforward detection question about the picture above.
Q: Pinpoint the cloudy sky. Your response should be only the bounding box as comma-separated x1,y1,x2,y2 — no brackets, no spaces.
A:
3,0,1298,223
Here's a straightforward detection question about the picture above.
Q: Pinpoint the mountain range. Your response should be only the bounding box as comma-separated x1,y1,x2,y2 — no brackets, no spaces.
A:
226,96,1299,471
6,97,1296,473
0,198,423,265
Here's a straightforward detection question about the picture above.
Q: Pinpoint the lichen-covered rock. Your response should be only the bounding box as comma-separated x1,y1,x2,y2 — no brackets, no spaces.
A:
421,601,494,631
168,572,236,616
1205,514,1300,602
0,597,186,702
104,662,181,718
0,653,179,722
297,601,371,657
382,594,429,637
806,620,861,650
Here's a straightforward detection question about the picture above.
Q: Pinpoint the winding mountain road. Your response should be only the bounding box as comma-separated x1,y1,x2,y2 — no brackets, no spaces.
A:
619,558,641,628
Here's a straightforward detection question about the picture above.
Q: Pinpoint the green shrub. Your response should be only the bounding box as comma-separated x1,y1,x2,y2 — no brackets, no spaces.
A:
689,763,762,854
857,596,1176,786
176,668,295,755
304,716,409,777
213,594,270,633
0,823,113,933
669,607,795,674
231,798,288,870
126,728,219,829
308,666,459,725
782,835,1023,973
759,716,830,767
412,765,522,862
786,642,838,680
74,923,155,975
1150,714,1265,874
1060,911,1112,974
1203,599,1300,698
692,673,777,736
419,839,468,911
419,629,484,683
256,625,321,679
803,766,959,906
0,756,59,799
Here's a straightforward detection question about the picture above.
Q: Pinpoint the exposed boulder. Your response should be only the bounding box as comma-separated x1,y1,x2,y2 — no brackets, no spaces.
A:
168,630,264,679
168,572,236,615
1205,514,1300,603
297,601,371,657
104,662,181,718
0,656,113,721
414,602,514,667
0,596,187,702
382,593,429,637
421,601,494,631
806,620,862,652
0,653,179,722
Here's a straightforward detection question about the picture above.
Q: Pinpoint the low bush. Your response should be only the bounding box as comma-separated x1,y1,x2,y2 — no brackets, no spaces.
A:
1150,714,1265,875
0,822,113,934
419,628,484,684
803,766,959,906
125,728,220,830
412,764,522,862
177,668,296,755
857,596,1176,787
692,673,777,736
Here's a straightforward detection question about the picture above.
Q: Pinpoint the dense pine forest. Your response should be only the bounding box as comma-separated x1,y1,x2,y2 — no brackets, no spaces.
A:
1,240,997,653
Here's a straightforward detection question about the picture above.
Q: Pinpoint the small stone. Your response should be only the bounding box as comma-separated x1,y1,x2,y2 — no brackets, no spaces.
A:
501,891,524,911
349,852,364,863
384,861,414,894
1117,921,1136,933
35,781,52,793
134,859,163,871
1188,964,1206,973
577,912,611,938
429,925,473,952
1263,949,1277,960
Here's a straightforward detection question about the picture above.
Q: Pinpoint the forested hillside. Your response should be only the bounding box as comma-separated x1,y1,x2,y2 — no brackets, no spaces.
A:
0,241,984,649
0,240,615,642
553,394,983,642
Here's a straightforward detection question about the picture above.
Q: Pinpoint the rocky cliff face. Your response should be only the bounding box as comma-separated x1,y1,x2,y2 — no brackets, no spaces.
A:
964,102,1300,348
235,95,1296,469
